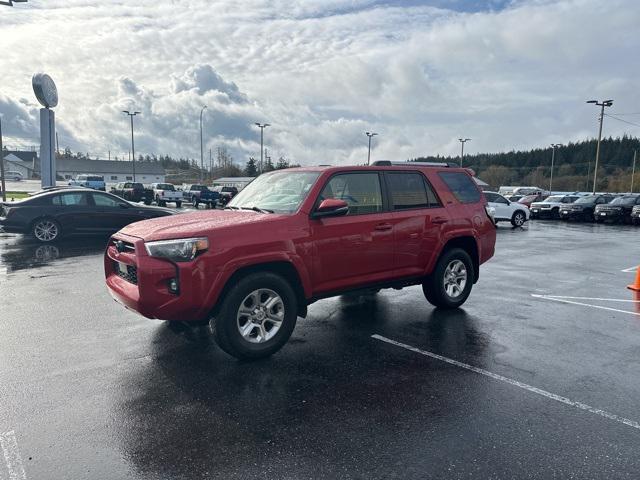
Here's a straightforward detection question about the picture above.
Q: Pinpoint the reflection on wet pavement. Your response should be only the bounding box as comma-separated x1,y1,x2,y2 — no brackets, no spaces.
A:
0,234,108,275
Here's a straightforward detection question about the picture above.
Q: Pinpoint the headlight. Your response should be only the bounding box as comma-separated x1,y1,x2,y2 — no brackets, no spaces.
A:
145,237,209,262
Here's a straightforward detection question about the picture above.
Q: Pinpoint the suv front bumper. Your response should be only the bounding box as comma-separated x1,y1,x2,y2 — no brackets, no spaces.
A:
104,234,222,322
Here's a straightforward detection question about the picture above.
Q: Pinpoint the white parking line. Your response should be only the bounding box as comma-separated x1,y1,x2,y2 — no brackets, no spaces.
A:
372,334,640,431
0,431,27,480
622,266,639,273
531,294,640,317
540,295,640,303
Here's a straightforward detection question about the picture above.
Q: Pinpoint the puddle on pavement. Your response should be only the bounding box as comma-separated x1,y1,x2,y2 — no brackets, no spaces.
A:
0,234,108,275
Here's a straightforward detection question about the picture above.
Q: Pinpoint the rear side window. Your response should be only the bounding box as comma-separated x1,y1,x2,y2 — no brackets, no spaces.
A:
52,193,88,206
438,172,481,204
386,172,439,210
320,173,383,216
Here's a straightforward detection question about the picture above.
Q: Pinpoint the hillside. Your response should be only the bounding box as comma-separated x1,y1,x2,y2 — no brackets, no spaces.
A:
412,136,640,192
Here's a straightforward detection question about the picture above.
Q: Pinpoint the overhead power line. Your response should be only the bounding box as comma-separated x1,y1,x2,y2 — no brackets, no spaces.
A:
604,113,640,129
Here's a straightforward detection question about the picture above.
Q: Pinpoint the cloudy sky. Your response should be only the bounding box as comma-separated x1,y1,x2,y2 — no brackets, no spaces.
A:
1,0,639,166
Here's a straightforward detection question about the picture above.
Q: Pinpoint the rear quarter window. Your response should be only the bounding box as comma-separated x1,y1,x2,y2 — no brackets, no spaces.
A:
438,172,481,204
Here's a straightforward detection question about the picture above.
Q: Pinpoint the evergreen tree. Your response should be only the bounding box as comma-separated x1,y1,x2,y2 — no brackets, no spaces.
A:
263,156,275,172
244,157,258,176
276,157,289,169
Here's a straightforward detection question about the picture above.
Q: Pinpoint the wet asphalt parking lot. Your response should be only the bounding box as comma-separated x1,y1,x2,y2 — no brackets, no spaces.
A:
1,219,639,479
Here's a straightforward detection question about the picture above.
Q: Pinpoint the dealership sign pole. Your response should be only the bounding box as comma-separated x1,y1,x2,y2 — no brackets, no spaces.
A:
0,117,6,201
32,73,58,189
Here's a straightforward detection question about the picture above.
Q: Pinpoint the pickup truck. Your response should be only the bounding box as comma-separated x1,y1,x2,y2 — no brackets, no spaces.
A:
183,184,219,208
211,185,239,206
149,183,182,207
110,182,153,204
68,175,106,191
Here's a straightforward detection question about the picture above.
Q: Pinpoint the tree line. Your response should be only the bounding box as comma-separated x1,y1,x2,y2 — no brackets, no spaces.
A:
412,135,640,192
54,146,299,183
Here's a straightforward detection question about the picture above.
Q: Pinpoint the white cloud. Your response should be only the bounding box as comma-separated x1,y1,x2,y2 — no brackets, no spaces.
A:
0,0,638,165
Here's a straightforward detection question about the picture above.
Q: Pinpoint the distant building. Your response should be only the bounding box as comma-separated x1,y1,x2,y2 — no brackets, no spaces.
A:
56,158,165,183
212,177,255,190
3,150,166,183
2,150,39,178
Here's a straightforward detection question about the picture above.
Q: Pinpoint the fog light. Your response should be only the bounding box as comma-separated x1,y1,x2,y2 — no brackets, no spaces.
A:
168,278,179,294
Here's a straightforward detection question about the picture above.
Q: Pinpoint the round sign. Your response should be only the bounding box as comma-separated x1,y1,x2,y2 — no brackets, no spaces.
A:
32,73,58,108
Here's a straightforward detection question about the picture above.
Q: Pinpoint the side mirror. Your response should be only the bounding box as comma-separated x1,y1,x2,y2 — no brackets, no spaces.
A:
312,199,349,219
119,203,129,209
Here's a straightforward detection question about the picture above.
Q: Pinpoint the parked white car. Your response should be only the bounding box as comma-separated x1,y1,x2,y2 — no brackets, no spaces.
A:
530,194,581,219
149,183,182,207
4,171,24,181
484,191,530,227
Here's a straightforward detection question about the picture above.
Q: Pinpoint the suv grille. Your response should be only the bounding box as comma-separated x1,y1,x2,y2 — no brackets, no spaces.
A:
114,261,138,284
597,205,622,212
112,239,136,253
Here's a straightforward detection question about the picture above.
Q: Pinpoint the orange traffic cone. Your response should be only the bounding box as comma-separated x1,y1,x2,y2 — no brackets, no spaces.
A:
628,266,640,292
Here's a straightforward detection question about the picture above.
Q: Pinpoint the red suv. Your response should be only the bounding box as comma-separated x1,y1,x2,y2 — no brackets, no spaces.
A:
105,163,496,359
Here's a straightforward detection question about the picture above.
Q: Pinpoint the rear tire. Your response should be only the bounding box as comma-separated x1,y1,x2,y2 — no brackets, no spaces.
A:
32,218,61,243
210,272,298,360
511,210,526,227
422,248,474,309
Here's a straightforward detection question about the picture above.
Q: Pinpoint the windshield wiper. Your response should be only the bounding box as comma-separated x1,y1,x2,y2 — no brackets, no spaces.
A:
224,205,240,210
238,206,274,214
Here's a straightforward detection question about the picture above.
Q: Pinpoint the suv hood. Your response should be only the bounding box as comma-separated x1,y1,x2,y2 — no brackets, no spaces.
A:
119,209,281,241
531,201,562,207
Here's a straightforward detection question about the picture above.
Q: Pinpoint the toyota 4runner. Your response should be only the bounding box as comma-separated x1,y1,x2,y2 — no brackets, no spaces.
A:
105,162,496,359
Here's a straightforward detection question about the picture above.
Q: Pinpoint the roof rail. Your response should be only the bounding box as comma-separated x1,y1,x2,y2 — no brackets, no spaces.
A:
372,160,456,168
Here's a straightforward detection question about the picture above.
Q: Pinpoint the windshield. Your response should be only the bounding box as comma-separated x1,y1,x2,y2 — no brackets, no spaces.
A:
156,184,175,191
227,171,320,213
544,196,565,203
610,196,637,205
575,196,596,204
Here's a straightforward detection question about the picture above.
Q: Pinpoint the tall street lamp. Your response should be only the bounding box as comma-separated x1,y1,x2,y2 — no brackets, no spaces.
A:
255,123,270,173
122,110,140,181
200,105,207,182
549,143,562,192
366,132,378,165
586,99,613,193
458,138,471,167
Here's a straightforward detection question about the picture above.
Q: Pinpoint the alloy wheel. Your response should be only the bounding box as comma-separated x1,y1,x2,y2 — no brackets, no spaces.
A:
236,288,285,343
34,220,59,242
443,260,467,298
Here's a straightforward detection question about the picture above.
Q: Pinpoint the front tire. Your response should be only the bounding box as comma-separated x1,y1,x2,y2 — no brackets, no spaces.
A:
32,218,61,243
511,210,526,227
211,272,298,360
422,248,474,309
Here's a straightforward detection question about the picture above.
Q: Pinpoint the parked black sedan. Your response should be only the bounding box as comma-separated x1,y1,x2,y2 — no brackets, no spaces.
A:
0,188,175,242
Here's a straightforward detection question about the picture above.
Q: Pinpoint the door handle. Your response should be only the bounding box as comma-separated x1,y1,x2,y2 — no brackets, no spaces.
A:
431,217,447,224
374,223,393,231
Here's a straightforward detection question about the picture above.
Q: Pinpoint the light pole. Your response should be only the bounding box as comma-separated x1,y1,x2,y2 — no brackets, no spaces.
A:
366,132,378,165
199,105,207,182
458,138,471,167
549,143,562,192
255,123,270,173
586,99,613,193
122,110,140,181
632,150,637,194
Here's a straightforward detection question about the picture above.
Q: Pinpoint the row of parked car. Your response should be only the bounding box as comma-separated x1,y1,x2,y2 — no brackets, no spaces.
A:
487,189,640,225
109,182,238,208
